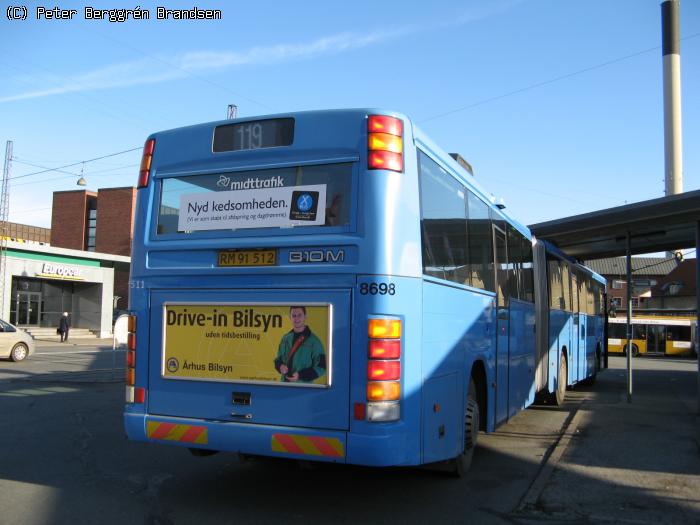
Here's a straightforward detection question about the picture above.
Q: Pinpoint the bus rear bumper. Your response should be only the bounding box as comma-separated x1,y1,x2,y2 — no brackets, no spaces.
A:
346,428,417,466
125,412,348,463
124,413,419,466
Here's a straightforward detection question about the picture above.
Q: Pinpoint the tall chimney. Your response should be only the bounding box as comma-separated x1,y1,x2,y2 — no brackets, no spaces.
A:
661,0,683,196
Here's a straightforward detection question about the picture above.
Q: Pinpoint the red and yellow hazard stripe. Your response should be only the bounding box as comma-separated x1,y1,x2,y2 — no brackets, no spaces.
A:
271,433,344,458
146,421,208,445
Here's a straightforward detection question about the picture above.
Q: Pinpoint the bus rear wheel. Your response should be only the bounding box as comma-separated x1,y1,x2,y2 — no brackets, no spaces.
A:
452,378,479,477
550,353,567,406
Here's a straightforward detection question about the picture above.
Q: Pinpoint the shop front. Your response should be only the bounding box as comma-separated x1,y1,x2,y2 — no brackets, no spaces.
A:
0,242,130,337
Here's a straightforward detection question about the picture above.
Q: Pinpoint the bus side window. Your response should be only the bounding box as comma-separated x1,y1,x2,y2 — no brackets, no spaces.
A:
521,236,535,303
467,192,494,291
506,224,522,301
548,257,563,310
561,263,572,312
492,224,509,307
418,151,469,286
609,323,625,338
593,282,602,315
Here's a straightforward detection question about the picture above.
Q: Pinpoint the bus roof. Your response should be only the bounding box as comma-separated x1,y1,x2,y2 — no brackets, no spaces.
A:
147,107,534,239
539,239,607,285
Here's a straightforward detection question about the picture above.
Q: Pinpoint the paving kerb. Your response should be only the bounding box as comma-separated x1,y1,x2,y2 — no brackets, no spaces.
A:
517,397,587,512
34,337,117,348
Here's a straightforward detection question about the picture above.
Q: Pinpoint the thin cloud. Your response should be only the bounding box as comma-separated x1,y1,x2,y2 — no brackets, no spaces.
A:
0,30,405,103
1,1,520,104
178,31,395,71
0,59,182,103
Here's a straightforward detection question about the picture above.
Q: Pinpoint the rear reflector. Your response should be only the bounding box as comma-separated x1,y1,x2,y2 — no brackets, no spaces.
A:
126,350,135,368
127,333,136,351
354,402,366,421
134,387,146,404
367,381,401,401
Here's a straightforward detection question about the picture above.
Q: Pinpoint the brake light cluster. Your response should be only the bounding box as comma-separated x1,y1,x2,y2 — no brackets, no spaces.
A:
368,115,403,172
125,315,145,404
137,138,155,189
364,317,402,422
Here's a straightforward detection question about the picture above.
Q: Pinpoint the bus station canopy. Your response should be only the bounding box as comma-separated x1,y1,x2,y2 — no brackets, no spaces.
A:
528,189,700,260
529,189,700,411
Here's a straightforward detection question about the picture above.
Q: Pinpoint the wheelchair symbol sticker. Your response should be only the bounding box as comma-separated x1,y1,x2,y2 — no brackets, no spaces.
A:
290,190,319,221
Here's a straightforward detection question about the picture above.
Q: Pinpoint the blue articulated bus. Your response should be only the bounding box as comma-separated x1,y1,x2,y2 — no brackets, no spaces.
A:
533,240,607,406
124,109,606,474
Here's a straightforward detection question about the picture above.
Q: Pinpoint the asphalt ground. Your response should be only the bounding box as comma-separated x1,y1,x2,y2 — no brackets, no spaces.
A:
1,343,698,524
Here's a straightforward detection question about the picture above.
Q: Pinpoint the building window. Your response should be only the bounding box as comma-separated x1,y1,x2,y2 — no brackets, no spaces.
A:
87,208,97,252
611,297,622,308
612,280,624,289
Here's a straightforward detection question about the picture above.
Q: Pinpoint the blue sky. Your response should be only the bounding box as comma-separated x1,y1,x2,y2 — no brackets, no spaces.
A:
1,0,698,230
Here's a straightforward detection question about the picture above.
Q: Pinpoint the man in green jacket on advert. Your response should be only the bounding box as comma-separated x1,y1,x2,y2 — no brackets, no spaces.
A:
274,306,326,383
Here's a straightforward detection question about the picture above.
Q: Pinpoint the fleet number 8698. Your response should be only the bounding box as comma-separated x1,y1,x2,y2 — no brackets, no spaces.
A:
359,282,395,295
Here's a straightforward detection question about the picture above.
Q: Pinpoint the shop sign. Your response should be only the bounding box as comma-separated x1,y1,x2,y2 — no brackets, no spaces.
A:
37,262,84,280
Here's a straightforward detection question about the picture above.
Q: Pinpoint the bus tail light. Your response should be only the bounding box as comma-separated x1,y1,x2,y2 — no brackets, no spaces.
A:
367,381,401,401
368,151,403,172
368,318,401,339
368,115,403,172
125,314,145,404
368,115,403,135
368,339,401,359
365,316,402,422
368,133,403,153
368,360,401,381
367,401,400,422
138,138,155,188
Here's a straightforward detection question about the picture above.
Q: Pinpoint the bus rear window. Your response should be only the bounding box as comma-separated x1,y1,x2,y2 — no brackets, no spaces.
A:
157,163,352,235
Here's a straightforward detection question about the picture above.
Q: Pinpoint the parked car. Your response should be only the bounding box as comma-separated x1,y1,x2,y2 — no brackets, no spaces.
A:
0,318,35,362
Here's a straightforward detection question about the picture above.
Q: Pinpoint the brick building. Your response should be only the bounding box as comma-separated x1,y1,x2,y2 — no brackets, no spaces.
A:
583,257,680,314
0,221,51,244
51,187,136,309
648,259,698,311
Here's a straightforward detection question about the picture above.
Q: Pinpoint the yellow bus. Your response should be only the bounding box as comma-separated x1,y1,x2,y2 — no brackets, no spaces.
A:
608,316,697,357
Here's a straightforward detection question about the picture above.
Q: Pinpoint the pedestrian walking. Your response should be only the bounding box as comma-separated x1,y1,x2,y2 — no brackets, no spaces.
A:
58,312,71,342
